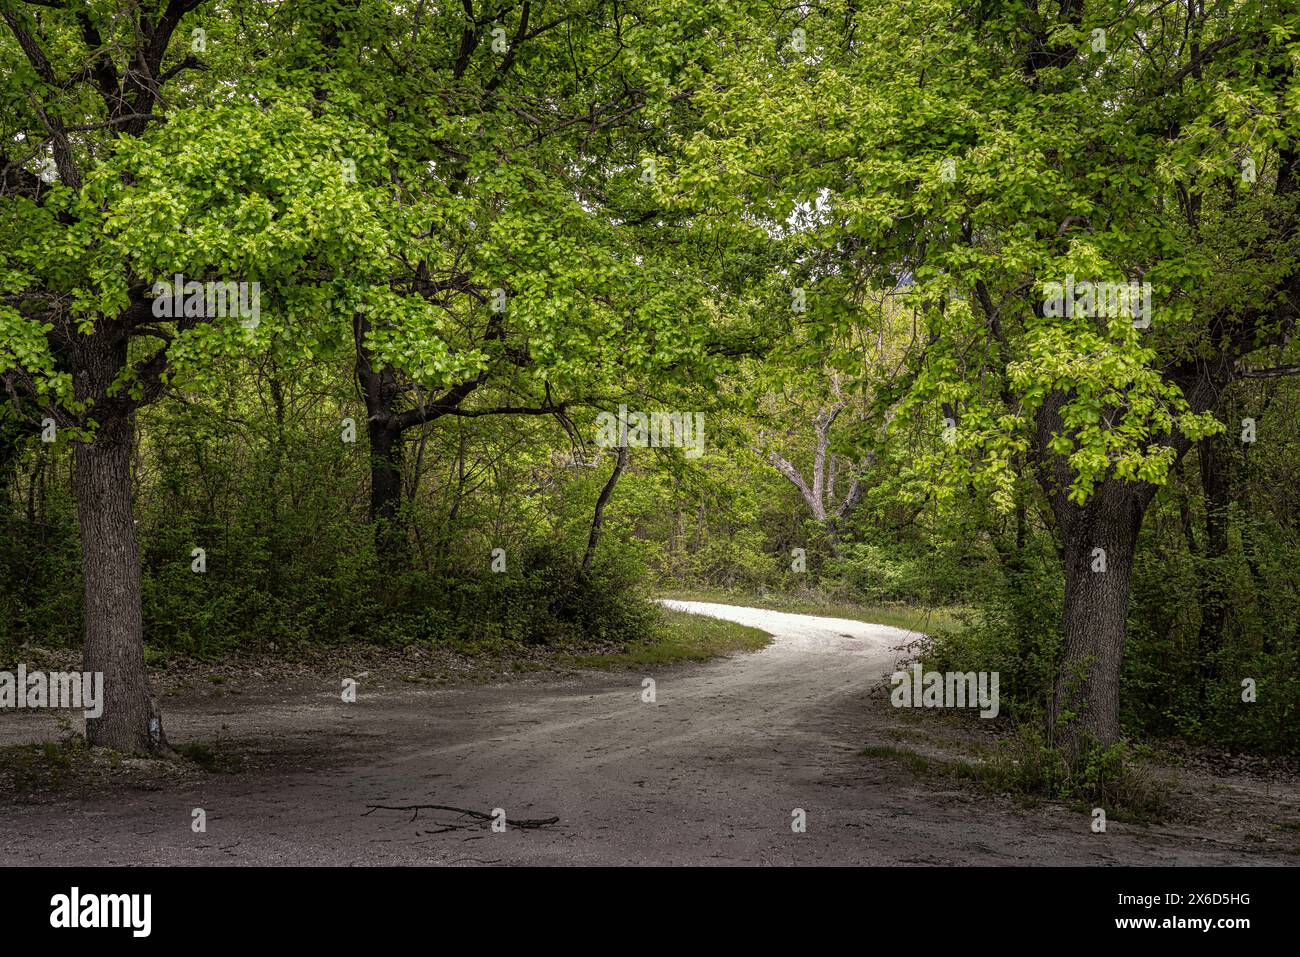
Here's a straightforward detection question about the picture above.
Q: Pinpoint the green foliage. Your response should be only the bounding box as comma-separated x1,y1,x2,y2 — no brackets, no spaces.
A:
2,0,1298,765
864,733,1171,817
1123,449,1300,754
825,542,981,606
385,546,659,651
564,608,771,669
979,727,1172,819
0,360,661,658
0,469,80,650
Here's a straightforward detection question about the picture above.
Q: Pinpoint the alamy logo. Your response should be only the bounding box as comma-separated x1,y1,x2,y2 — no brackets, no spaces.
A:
50,888,151,937
1042,274,1152,327
151,273,261,330
890,664,999,718
0,666,102,719
595,405,704,459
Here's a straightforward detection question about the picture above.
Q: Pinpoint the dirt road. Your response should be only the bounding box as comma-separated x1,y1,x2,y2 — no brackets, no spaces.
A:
0,601,1292,865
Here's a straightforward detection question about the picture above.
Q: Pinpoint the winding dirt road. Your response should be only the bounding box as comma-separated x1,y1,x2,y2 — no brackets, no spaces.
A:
0,601,1291,865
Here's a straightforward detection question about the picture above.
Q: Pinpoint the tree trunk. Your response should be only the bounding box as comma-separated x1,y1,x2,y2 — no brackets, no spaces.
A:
73,393,166,755
582,445,629,571
367,418,406,559
1195,434,1231,695
356,313,408,561
1048,482,1146,755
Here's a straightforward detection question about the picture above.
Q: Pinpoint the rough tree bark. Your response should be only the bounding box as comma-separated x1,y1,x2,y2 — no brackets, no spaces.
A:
73,336,168,755
1029,387,1161,755
1,0,209,756
1047,479,1149,754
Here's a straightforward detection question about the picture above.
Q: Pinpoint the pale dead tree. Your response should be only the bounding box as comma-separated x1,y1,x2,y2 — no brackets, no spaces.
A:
751,376,874,543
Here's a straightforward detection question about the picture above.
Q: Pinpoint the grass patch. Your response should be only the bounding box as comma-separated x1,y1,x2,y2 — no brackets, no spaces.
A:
0,743,72,792
657,587,968,636
0,722,96,792
862,744,943,776
561,608,772,669
175,739,239,773
862,729,1174,823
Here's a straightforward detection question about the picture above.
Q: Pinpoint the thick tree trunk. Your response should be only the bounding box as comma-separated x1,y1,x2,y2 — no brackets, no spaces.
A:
1048,483,1146,755
73,404,167,755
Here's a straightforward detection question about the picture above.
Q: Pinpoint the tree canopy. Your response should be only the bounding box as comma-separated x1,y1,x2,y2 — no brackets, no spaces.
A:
3,0,1297,763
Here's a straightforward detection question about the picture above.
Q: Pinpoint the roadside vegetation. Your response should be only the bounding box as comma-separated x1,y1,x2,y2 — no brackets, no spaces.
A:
1,0,1296,810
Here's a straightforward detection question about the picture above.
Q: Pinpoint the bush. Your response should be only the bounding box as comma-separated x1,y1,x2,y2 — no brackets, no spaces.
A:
919,549,1063,725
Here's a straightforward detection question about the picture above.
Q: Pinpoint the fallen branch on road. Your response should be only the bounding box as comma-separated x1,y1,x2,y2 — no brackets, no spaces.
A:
363,804,560,828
